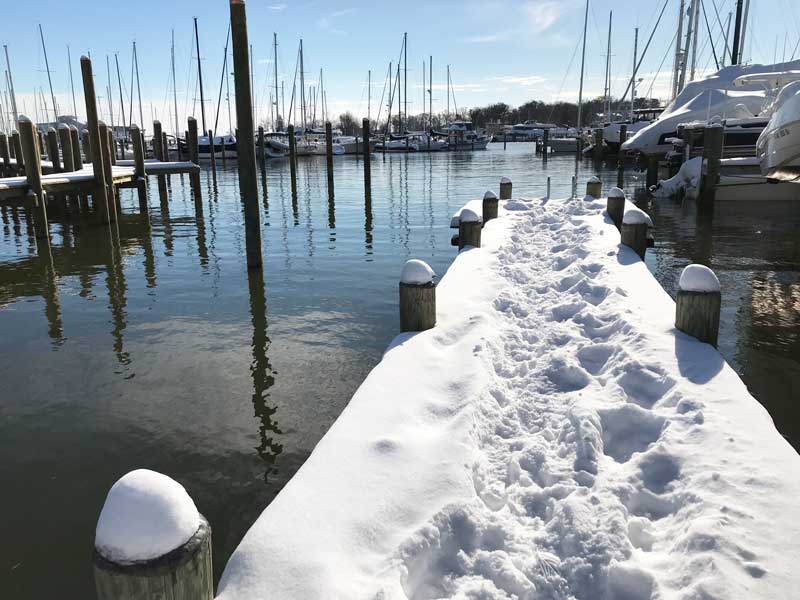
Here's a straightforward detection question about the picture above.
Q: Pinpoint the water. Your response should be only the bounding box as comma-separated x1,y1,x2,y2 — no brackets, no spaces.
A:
0,144,797,598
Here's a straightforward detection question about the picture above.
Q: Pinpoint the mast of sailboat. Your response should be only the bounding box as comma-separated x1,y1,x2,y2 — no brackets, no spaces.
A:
106,55,115,134
631,28,638,120
429,55,432,133
299,39,306,131
3,47,18,123
281,80,285,132
114,53,127,141
730,0,745,65
172,29,180,140
386,61,393,136
38,25,58,122
603,11,612,121
320,68,325,124
671,0,686,100
575,0,589,135
193,17,207,133
273,33,279,130
395,61,401,133
446,65,450,122
214,23,231,136
689,0,701,80
67,45,78,119
738,0,751,64
367,69,371,121
133,41,144,131
721,12,732,68
678,0,696,91
403,32,407,135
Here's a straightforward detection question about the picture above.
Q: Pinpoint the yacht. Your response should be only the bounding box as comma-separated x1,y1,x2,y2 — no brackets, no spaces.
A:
756,79,800,179
445,121,490,150
197,134,237,159
603,108,664,152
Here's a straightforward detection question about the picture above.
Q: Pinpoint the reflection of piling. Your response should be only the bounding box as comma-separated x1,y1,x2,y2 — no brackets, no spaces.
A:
208,130,217,180
362,118,371,193
18,116,50,242
325,121,334,196
230,0,263,269
81,56,111,223
257,126,265,172
287,123,297,198
698,125,723,211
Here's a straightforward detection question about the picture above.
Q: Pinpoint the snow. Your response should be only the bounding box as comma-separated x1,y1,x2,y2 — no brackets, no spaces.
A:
57,123,69,130
679,264,721,293
451,199,483,228
484,190,498,200
401,259,436,285
95,469,201,564
460,207,481,223
500,177,512,184
588,176,601,183
622,207,653,226
218,196,800,600
651,156,703,199
608,187,625,199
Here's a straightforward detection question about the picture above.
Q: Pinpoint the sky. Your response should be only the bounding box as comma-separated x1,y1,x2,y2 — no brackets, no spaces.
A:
2,0,797,133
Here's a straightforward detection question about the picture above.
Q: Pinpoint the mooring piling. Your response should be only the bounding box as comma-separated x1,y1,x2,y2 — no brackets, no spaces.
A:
617,124,626,188
362,118,371,192
257,126,265,172
586,176,602,199
98,121,118,222
482,190,498,224
57,124,75,172
208,130,216,179
18,116,49,241
131,124,148,212
92,470,213,600
325,121,334,194
162,132,169,162
542,128,549,162
70,126,81,167
81,55,111,223
458,208,482,250
287,123,298,196
607,187,625,229
46,128,61,173
593,128,604,159
11,131,23,174
675,264,721,347
81,129,91,163
499,176,512,200
645,155,659,189
0,133,10,171
621,207,649,260
229,0,263,269
153,121,163,160
698,124,724,211
399,259,437,332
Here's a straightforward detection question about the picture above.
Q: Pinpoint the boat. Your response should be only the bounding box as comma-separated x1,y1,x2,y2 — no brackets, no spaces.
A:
757,80,800,180
444,121,490,150
547,136,580,153
197,134,237,159
602,108,664,152
409,133,447,152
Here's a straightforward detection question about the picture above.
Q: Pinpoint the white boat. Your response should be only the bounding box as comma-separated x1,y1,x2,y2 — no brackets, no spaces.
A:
445,121,490,150
624,60,800,157
198,134,237,159
547,137,579,153
408,133,447,152
602,108,664,152
754,80,800,179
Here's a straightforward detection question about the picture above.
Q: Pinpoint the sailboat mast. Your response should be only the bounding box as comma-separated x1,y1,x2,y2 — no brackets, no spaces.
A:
678,0,696,92
672,0,685,100
429,55,432,132
38,25,58,121
575,0,589,133
3,46,18,123
387,61,392,135
114,53,127,140
67,45,78,119
689,0,700,80
446,64,450,121
172,29,179,140
194,17,207,132
299,39,306,130
730,0,745,65
604,11,612,120
368,69,371,121
273,33,279,129
134,41,144,130
403,32,407,134
631,28,638,120
106,55,115,132
213,24,230,135
738,0,750,64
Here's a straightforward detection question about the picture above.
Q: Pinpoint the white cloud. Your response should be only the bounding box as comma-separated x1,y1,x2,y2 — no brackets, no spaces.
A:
461,33,510,44
268,3,288,11
522,0,564,33
489,75,547,86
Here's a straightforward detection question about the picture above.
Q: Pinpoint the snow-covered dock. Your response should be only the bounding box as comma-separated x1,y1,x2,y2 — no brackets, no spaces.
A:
214,193,800,599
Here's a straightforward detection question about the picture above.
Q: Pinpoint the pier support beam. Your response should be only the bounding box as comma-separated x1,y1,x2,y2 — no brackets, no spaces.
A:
399,259,436,332
482,190,498,224
98,121,117,222
81,55,111,223
18,116,50,242
229,0,263,269
698,124,724,211
46,128,61,173
458,208,482,250
11,131,24,174
131,124,148,212
287,123,297,197
499,177,512,200
675,264,721,348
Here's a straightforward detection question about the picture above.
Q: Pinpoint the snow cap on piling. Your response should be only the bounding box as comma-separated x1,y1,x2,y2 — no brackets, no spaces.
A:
18,115,30,123
679,264,720,293
483,190,498,200
622,207,653,227
588,176,601,183
57,123,69,130
401,259,436,285
500,176,511,184
609,187,625,199
95,469,201,564
460,207,482,223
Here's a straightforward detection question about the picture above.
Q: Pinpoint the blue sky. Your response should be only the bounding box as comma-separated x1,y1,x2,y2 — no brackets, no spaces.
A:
2,0,796,130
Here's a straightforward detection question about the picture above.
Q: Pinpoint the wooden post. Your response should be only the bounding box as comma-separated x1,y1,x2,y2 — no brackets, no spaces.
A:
81,56,112,223
108,129,116,165
153,120,163,161
0,133,9,171
621,208,649,260
499,177,512,200
81,129,91,163
458,208,482,250
230,0,263,269
542,128,549,162
645,155,659,188
593,128,604,159
482,190,498,223
287,123,297,194
617,124,627,188
325,121,334,193
162,132,169,162
675,264,721,347
92,471,213,600
362,118,371,191
11,131,24,174
70,127,82,168
47,128,61,172
698,124,724,210
221,132,227,164
58,124,75,172
19,116,50,241
98,121,117,222
586,176,602,199
607,187,625,229
187,118,199,164
257,126,265,171
131,124,148,212
399,259,436,332
208,130,217,179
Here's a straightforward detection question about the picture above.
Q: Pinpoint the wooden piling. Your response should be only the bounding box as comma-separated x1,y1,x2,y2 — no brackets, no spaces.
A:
617,124,626,188
362,118,371,191
585,176,602,199
542,128,549,162
81,55,111,223
70,127,81,168
229,0,263,269
131,124,148,212
107,129,116,166
593,128,604,159
499,177,512,200
46,128,61,172
607,187,625,229
325,121,334,193
11,131,24,174
458,208,482,250
81,129,91,163
18,116,49,241
287,123,297,194
153,120,163,161
58,124,75,172
187,118,199,164
98,121,117,222
162,132,169,162
0,133,9,171
208,130,216,179
257,126,265,171
621,208,649,260
482,190,498,224
698,124,724,210
675,264,721,347
399,260,436,332
645,155,659,189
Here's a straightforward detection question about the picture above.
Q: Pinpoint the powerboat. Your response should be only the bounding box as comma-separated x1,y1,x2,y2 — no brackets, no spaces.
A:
756,79,800,180
197,134,237,159
445,121,490,150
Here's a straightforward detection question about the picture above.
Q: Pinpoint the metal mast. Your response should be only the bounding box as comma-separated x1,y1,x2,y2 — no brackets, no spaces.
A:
134,42,144,130
689,0,701,81
631,28,638,120
106,55,115,132
4,46,18,123
730,0,745,65
575,0,589,132
38,25,58,121
299,39,306,130
739,0,751,64
403,32,407,134
194,17,207,132
672,0,686,100
67,45,78,119
114,53,127,140
172,30,179,140
429,56,432,132
603,11,613,120
367,69,371,121
678,0,696,92
273,33,279,129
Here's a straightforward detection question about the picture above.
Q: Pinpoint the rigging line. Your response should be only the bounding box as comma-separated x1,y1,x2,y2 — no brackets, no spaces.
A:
287,43,300,124
547,32,581,123
213,22,231,134
374,62,390,126
701,0,720,70
617,0,670,104
645,28,679,100
709,0,731,61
